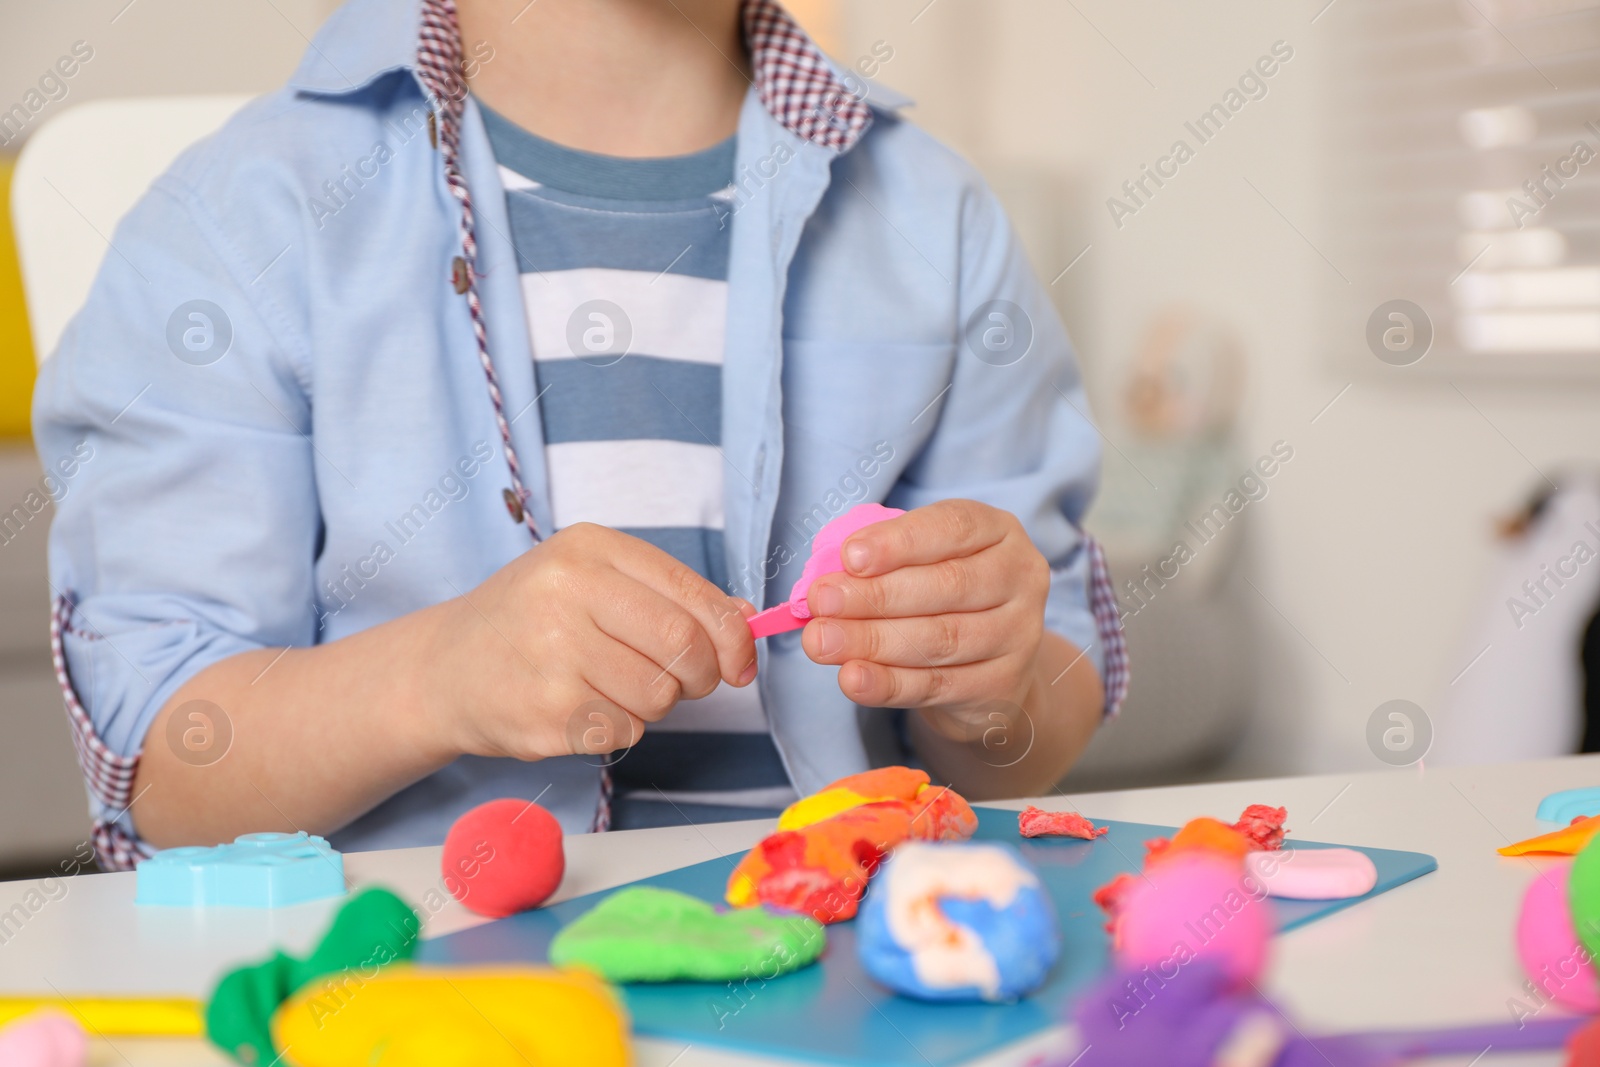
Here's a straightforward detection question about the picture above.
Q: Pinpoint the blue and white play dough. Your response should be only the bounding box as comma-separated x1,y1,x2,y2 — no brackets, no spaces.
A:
857,842,1060,1001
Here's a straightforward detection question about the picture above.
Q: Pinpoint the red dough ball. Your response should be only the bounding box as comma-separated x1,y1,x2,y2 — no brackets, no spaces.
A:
441,798,565,918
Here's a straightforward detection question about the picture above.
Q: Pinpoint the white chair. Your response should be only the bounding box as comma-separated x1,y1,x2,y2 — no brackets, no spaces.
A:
3,96,249,870
11,95,251,363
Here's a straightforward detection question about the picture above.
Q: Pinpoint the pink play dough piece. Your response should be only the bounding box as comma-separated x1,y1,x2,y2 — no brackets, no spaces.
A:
747,503,906,638
1244,847,1378,901
0,1011,88,1067
1515,861,1600,1012
1115,852,1269,984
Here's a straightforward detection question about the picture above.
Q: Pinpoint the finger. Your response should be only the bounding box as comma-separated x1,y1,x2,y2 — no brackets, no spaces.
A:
581,630,687,724
806,544,1015,619
834,657,1021,709
588,572,724,700
548,684,648,760
838,499,1008,578
610,538,758,685
802,610,1015,668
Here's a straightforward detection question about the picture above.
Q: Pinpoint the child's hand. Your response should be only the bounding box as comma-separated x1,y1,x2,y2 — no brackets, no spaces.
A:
433,524,757,762
799,500,1051,723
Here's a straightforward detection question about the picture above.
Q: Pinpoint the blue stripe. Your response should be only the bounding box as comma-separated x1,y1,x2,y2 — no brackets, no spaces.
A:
609,798,783,830
505,192,730,279
537,356,720,445
610,731,790,792
612,527,727,592
480,100,735,201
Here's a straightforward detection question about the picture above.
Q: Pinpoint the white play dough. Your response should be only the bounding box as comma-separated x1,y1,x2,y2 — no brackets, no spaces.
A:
1245,847,1377,900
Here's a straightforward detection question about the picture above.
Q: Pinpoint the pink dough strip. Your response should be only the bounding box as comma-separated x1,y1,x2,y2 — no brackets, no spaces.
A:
748,604,808,638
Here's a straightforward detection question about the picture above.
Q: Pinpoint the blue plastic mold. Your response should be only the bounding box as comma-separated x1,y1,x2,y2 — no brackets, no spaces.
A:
419,809,1437,1067
135,831,347,907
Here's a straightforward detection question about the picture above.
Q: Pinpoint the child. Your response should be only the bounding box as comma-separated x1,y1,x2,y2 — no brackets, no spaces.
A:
32,0,1126,866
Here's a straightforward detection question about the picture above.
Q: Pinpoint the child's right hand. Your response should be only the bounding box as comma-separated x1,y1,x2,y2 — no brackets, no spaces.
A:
429,523,758,763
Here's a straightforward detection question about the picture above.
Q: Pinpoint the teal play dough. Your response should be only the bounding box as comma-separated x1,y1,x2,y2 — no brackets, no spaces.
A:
136,831,344,907
549,886,826,983
1538,787,1600,825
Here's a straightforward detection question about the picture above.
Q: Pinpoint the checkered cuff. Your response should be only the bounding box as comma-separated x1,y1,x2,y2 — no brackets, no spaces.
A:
1085,538,1129,717
52,595,153,872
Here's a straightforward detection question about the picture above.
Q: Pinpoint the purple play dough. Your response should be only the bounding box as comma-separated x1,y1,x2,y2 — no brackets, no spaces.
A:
1064,960,1585,1067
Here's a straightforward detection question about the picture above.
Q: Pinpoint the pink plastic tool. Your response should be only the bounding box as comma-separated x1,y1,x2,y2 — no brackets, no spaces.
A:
747,503,906,639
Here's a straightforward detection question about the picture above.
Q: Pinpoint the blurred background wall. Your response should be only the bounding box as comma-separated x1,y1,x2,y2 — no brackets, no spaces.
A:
835,0,1600,783
3,0,1599,869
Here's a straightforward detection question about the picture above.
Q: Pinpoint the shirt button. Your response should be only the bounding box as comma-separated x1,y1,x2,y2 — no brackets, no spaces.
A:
503,489,524,523
451,256,470,294
427,111,438,149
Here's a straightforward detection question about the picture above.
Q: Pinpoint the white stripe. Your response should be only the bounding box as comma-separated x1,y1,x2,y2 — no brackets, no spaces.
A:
635,786,799,809
649,682,767,733
547,440,725,530
497,164,540,192
522,269,727,366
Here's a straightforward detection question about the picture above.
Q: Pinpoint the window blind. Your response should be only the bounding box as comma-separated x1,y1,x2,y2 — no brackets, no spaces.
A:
1329,0,1600,375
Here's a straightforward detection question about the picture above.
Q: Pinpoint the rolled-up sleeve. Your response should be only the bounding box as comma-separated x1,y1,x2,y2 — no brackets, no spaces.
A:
884,181,1128,716
33,178,319,863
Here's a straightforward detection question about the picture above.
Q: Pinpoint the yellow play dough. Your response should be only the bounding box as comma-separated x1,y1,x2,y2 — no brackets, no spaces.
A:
270,965,630,1067
777,787,875,831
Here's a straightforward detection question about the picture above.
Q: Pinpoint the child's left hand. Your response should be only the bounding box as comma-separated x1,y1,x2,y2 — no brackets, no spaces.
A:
800,499,1051,716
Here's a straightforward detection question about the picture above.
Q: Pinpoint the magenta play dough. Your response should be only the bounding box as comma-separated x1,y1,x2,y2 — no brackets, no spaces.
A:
1515,862,1600,1012
1243,847,1377,901
747,503,905,638
1115,852,1268,984
789,503,905,617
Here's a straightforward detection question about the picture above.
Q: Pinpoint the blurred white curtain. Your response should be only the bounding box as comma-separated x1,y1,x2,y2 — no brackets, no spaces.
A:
1434,476,1600,763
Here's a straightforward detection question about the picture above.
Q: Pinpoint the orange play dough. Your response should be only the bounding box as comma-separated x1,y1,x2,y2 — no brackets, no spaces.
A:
1499,815,1600,857
777,767,950,831
1146,818,1253,868
728,768,976,923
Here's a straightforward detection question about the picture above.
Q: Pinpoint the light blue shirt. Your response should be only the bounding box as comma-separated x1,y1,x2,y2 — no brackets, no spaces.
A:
33,0,1116,854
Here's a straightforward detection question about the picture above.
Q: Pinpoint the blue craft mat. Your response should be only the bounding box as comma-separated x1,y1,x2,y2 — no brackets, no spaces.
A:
418,808,1437,1067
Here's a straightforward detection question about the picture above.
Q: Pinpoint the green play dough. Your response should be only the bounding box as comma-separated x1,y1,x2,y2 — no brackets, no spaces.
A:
1571,836,1600,959
206,887,419,1064
549,886,826,983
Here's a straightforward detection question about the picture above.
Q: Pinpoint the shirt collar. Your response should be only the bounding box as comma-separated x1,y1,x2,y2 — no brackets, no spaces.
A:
287,0,424,97
288,0,890,153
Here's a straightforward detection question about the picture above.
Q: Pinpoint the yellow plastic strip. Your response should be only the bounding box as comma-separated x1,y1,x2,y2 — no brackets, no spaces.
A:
0,997,205,1036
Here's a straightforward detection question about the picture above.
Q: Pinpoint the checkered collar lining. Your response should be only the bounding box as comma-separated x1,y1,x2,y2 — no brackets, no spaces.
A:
413,0,874,155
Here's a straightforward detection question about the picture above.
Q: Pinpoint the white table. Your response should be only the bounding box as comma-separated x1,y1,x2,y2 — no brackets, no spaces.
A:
3,756,1594,1066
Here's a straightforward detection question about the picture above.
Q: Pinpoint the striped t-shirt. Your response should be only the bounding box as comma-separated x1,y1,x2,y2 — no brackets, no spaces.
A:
480,102,798,829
